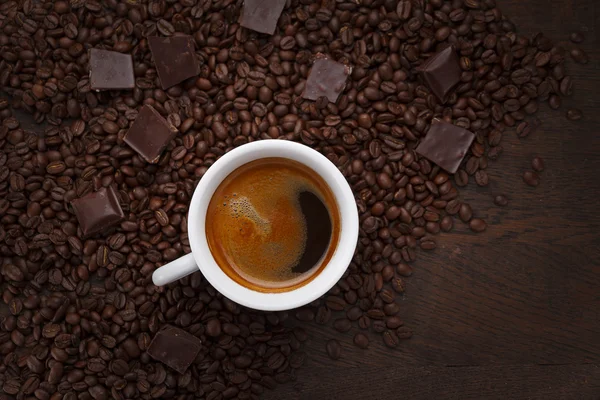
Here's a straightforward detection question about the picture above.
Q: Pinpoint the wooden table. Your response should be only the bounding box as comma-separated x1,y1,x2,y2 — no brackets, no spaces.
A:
267,1,600,398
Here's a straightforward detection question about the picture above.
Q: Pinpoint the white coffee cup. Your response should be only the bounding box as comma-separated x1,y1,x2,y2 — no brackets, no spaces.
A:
152,140,358,311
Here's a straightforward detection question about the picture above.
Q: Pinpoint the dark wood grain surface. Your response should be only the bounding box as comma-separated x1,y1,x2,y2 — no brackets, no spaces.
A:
267,0,600,398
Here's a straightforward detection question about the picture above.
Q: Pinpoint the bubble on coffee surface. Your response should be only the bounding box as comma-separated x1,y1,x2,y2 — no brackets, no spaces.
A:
225,196,272,237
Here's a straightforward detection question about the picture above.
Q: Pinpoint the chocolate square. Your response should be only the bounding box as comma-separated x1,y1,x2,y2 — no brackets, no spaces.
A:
147,325,202,374
123,105,178,163
239,0,286,35
416,120,475,174
89,49,135,90
71,186,125,239
303,57,351,103
418,46,462,103
148,36,200,90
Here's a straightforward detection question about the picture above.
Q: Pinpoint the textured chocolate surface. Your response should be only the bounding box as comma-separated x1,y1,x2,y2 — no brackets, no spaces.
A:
89,49,134,90
70,186,125,238
418,46,462,103
148,36,200,89
416,120,475,174
124,105,178,163
147,325,202,374
303,57,351,103
239,0,286,35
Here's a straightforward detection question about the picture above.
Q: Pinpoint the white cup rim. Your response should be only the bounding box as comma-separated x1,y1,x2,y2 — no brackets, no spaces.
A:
187,140,358,311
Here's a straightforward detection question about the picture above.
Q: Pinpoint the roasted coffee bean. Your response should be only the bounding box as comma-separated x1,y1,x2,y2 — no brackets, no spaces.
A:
295,308,315,322
315,306,332,325
358,315,371,330
87,358,106,373
440,216,454,232
523,171,541,187
391,278,405,293
445,200,461,216
560,77,573,97
206,319,221,337
570,32,585,43
455,170,469,187
46,161,66,175
396,327,413,339
475,170,489,187
2,380,20,395
289,351,306,368
353,333,369,349
333,318,352,333
469,219,487,233
396,0,411,20
566,108,583,121
393,263,411,277
516,122,532,138
346,306,362,321
459,204,473,222
325,296,346,311
548,95,561,110
383,330,399,348
494,195,509,207
267,351,285,370
570,48,589,64
386,316,404,329
326,339,341,360
531,157,545,172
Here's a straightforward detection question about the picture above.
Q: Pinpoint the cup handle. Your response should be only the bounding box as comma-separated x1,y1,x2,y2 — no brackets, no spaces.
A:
152,253,198,286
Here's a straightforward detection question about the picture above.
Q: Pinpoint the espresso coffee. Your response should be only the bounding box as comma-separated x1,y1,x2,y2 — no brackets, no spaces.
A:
206,157,340,292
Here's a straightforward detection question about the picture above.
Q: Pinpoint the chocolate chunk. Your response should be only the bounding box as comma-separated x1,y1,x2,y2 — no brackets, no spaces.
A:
418,46,461,103
239,0,286,35
124,105,178,163
89,49,134,90
70,186,125,239
416,120,475,174
303,56,351,103
148,36,200,90
147,325,202,374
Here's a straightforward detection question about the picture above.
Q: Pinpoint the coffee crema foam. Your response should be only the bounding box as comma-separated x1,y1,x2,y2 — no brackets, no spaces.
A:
206,158,339,292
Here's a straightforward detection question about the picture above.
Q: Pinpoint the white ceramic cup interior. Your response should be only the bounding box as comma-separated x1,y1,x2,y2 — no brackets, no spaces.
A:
152,140,358,311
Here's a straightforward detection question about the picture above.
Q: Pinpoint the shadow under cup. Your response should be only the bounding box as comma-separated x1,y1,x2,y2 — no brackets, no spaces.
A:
205,157,341,293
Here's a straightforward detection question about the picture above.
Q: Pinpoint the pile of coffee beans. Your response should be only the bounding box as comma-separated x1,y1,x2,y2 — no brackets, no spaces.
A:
0,0,587,398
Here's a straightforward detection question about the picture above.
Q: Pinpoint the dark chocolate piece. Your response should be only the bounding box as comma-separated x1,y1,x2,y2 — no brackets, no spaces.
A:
89,49,134,90
70,186,125,239
239,0,286,35
148,36,200,90
147,325,202,374
303,57,351,103
417,46,461,103
415,120,475,174
124,105,178,163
